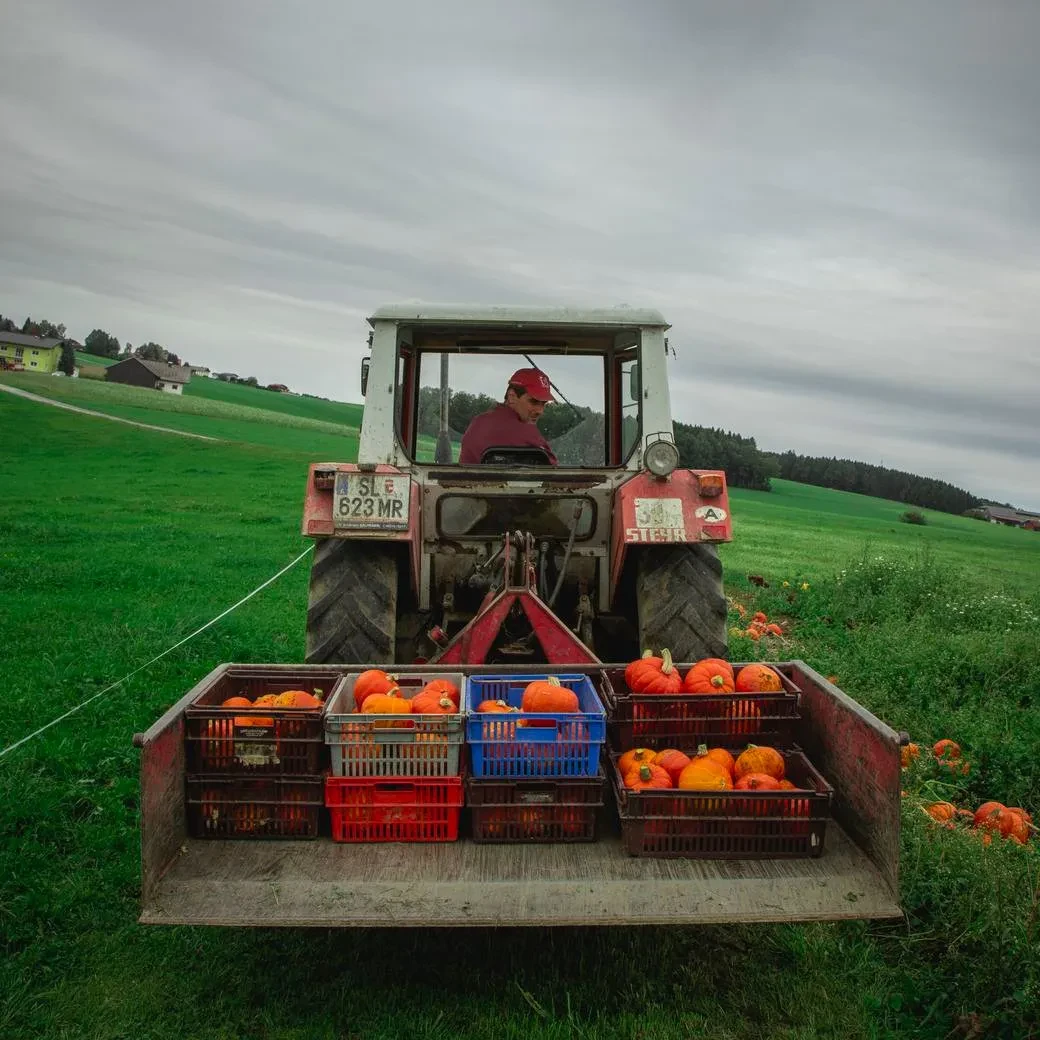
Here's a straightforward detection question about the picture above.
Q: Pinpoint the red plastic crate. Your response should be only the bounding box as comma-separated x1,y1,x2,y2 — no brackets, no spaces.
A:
184,665,343,775
325,775,463,843
185,776,322,839
611,750,833,859
466,772,605,843
599,663,801,750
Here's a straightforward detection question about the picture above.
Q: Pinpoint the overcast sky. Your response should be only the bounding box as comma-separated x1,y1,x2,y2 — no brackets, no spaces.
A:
2,0,1038,508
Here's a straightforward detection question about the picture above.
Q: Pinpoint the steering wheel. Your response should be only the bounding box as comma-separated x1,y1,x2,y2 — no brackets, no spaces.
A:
479,446,553,467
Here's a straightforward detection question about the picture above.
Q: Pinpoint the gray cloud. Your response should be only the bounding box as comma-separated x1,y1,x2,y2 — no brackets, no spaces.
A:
1,0,1038,507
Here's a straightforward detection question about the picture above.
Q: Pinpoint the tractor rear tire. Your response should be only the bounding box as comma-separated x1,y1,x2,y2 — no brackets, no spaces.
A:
305,539,397,664
635,545,728,662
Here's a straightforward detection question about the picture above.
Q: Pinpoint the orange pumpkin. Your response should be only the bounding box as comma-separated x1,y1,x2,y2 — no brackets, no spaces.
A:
652,748,691,785
618,747,656,775
274,690,322,709
735,772,781,791
253,694,279,707
409,688,457,715
353,669,398,710
678,759,734,791
700,747,736,777
221,696,252,709
361,692,410,715
925,802,958,823
682,659,735,695
734,664,783,693
624,763,673,791
477,699,518,714
752,611,767,623
777,779,799,791
733,745,785,782
1006,809,1032,845
626,649,682,694
900,742,921,768
420,678,460,707
974,801,1014,837
933,739,961,761
521,676,579,713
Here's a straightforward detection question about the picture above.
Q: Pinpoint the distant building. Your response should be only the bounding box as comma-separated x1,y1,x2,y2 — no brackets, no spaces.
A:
215,372,239,382
0,331,65,374
106,356,192,394
981,505,1040,528
189,365,211,377
266,383,289,392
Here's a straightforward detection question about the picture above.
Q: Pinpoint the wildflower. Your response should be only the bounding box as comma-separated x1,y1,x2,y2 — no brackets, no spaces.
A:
800,582,810,591
782,580,790,588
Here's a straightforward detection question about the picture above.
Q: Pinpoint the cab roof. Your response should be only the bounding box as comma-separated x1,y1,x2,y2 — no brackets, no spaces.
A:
367,304,669,329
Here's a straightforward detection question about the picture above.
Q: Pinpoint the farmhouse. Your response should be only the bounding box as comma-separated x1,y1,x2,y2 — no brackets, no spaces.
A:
189,365,210,377
0,331,65,374
106,356,191,394
981,505,1040,528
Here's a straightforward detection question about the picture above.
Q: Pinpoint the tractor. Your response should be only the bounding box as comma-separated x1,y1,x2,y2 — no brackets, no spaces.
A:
301,305,733,667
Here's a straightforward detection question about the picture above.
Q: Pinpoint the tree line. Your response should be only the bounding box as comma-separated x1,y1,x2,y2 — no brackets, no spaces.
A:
768,450,984,513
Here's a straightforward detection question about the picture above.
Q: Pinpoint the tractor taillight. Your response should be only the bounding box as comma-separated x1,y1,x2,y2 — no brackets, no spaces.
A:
313,469,336,490
697,473,724,497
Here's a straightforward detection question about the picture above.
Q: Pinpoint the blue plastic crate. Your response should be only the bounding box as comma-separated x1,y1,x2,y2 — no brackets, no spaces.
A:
464,674,607,778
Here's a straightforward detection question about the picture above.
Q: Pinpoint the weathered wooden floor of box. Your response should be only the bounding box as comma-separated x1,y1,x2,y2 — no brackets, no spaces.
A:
140,825,900,927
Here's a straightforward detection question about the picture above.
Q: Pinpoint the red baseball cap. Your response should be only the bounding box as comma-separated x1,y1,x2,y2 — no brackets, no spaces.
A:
508,367,554,402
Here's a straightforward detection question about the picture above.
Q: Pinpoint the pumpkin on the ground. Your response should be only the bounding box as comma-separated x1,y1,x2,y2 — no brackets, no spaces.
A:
734,664,783,693
901,742,921,768
733,745,785,782
925,802,958,823
933,739,961,761
683,659,735,695
626,649,682,694
974,801,1015,837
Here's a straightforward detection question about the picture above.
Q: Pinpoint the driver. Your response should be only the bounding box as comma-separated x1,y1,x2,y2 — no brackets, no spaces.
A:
459,367,559,465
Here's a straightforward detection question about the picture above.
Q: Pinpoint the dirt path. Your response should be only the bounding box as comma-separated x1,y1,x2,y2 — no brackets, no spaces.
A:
0,382,219,441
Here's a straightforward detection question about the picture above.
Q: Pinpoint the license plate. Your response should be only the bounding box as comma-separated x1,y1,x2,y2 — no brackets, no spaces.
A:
333,472,410,530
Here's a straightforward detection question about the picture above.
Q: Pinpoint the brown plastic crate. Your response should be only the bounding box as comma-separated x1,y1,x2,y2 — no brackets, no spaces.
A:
611,750,833,859
467,771,605,843
186,775,323,839
184,665,344,775
599,663,801,750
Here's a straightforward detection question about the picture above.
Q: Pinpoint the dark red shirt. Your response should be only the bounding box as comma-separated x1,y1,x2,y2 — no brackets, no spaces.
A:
459,404,558,465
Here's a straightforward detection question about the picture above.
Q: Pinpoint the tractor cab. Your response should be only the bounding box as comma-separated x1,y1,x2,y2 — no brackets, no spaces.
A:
302,306,733,666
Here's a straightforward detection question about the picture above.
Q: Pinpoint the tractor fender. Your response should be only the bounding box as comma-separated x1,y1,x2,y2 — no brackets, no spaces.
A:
610,468,732,602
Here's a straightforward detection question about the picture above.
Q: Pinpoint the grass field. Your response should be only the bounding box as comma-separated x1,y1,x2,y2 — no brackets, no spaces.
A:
1,389,1038,1039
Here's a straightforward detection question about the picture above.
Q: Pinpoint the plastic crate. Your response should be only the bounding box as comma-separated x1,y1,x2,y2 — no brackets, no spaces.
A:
464,674,607,778
599,664,801,750
611,750,833,859
324,672,465,778
467,771,605,843
186,775,323,839
184,666,343,775
325,775,463,842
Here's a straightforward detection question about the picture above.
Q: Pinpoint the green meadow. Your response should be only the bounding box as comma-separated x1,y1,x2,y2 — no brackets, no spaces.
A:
1,383,1038,1039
